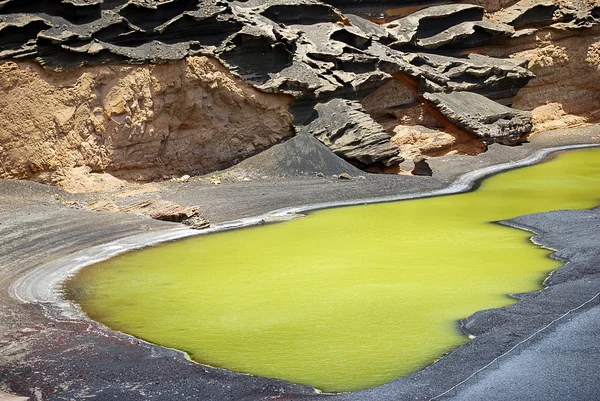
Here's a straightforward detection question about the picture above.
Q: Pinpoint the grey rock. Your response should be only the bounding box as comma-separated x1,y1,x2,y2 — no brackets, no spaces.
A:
404,52,534,101
233,132,364,178
415,20,514,49
384,4,484,46
302,99,404,167
182,214,211,230
424,91,533,145
494,0,559,28
411,156,432,176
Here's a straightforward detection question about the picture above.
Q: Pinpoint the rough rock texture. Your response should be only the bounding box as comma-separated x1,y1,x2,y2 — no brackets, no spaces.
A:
301,99,404,168
0,0,598,179
484,24,600,133
424,91,533,145
87,198,210,228
0,56,293,181
391,124,486,159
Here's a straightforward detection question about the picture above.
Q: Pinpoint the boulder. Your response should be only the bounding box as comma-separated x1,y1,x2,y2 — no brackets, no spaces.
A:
424,91,533,145
86,198,211,229
302,99,404,168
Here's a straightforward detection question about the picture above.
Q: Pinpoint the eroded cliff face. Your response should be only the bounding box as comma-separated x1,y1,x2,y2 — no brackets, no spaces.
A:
484,26,600,133
0,56,294,182
0,0,598,184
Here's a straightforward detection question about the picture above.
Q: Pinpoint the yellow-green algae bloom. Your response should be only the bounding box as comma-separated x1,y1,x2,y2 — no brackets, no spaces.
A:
66,148,600,393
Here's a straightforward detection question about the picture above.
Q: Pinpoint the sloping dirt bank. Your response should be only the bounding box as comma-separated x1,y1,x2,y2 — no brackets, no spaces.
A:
0,126,600,400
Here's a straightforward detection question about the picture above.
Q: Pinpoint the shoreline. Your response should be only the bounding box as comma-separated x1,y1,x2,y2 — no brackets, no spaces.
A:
2,127,600,400
12,143,597,313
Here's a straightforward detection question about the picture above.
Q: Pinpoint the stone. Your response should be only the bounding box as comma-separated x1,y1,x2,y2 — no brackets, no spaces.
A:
338,172,352,180
119,199,199,222
411,156,432,176
403,52,534,101
492,1,559,28
0,0,598,184
384,4,485,46
415,20,514,49
86,198,210,228
182,214,211,230
302,99,404,168
424,91,533,145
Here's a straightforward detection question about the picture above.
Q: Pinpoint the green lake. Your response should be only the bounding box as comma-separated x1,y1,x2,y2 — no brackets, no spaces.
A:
65,147,600,393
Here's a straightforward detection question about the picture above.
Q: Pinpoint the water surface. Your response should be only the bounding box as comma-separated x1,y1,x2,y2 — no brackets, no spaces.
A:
66,148,600,392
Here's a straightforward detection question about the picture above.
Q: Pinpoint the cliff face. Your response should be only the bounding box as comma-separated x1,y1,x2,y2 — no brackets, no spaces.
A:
0,56,293,181
485,26,600,132
0,0,598,184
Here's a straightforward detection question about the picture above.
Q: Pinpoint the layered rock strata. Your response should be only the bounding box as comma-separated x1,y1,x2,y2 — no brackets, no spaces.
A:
0,56,294,181
0,0,598,181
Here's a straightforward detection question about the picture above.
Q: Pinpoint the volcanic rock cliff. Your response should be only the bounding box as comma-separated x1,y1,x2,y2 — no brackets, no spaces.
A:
0,0,598,185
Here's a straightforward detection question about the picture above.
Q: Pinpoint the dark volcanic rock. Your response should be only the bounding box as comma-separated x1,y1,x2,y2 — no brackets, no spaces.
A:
234,132,365,178
411,156,433,176
415,20,514,49
405,52,534,101
494,0,560,28
302,99,404,168
384,4,485,46
424,91,533,145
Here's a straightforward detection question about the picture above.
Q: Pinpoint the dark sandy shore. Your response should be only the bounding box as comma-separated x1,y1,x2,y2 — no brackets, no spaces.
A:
1,126,600,401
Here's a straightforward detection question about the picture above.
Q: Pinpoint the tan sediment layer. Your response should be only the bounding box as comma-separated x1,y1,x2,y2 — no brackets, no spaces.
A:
0,56,294,184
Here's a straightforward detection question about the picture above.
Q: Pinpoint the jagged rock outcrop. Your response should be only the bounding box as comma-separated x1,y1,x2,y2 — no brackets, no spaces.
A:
0,56,293,181
0,0,598,181
233,132,364,178
424,91,533,145
301,99,404,168
482,23,600,132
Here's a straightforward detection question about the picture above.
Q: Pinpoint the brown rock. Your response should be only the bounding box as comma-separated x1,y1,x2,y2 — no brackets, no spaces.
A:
391,124,486,159
86,198,210,229
0,56,293,183
482,12,600,133
119,200,199,222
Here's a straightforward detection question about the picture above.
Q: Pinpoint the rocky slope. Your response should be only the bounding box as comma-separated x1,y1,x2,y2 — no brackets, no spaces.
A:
0,0,598,184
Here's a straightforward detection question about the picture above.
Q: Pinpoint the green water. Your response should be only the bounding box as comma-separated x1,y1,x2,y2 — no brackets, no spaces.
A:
66,148,600,393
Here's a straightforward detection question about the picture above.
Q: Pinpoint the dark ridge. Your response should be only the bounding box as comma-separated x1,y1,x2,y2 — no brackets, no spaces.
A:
235,132,365,178
156,14,242,46
0,20,51,52
432,27,507,50
415,7,484,39
508,4,559,28
119,0,199,31
0,0,101,25
330,29,371,50
336,56,379,74
220,34,294,83
260,4,342,25
35,37,128,70
92,20,137,43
